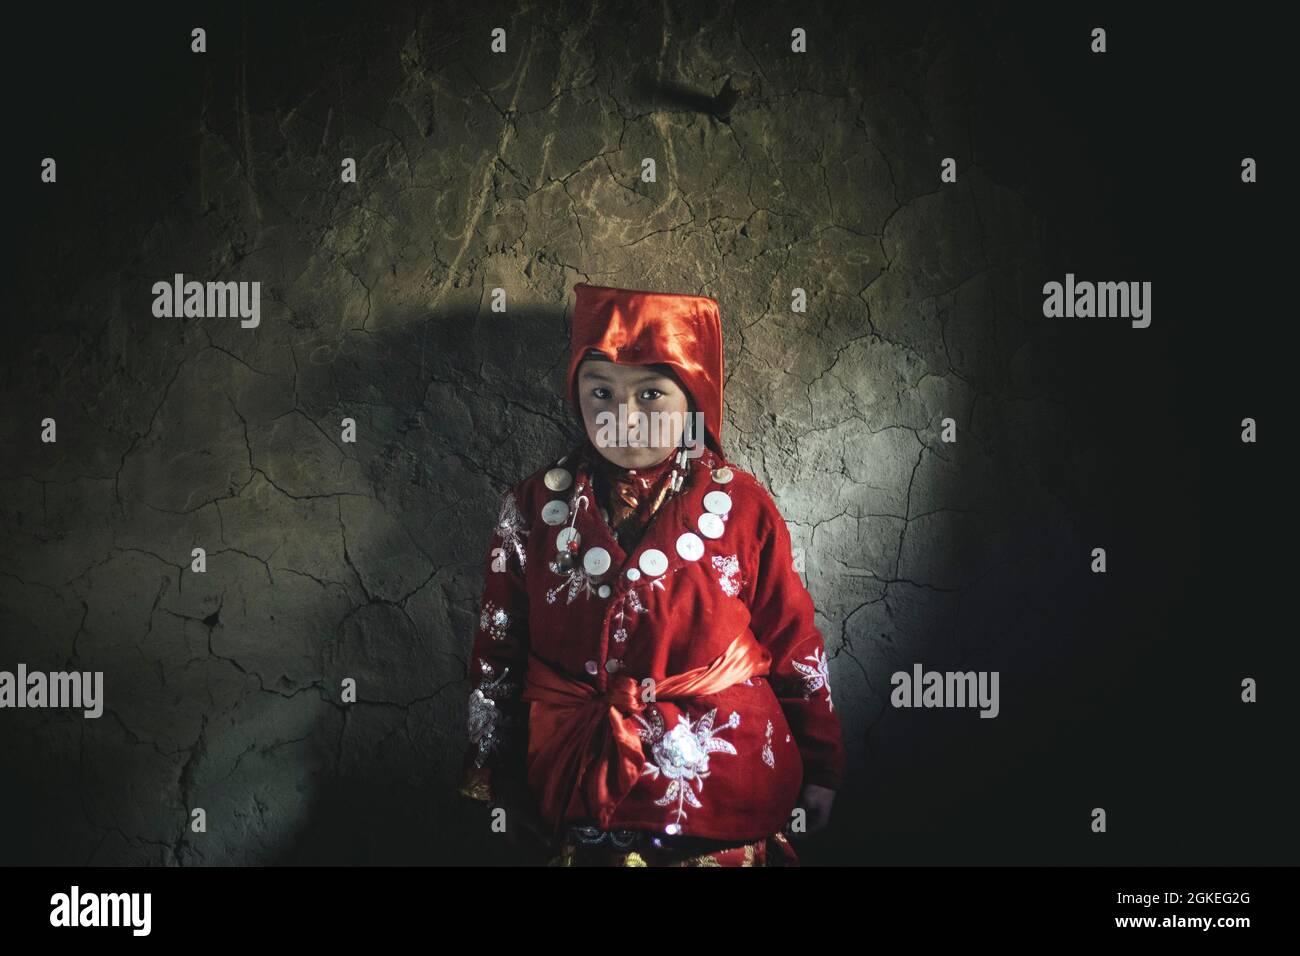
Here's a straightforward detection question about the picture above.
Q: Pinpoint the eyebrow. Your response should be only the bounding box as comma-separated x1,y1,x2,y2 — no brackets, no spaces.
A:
579,369,675,386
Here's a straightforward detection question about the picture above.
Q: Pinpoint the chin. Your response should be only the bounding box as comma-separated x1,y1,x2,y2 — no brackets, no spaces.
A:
597,445,675,470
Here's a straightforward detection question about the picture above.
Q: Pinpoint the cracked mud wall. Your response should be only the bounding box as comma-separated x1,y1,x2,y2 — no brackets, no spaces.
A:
1,0,1233,865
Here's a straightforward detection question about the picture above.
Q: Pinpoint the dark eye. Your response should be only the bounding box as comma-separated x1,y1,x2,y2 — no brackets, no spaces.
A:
639,388,664,401
592,387,612,401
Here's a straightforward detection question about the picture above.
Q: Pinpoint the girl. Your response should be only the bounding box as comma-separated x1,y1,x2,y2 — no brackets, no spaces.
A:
458,282,844,866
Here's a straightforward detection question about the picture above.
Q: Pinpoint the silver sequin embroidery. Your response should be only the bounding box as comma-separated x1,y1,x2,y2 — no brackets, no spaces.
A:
479,601,510,641
791,646,834,712
545,558,598,604
468,661,521,768
712,554,742,597
494,492,529,571
634,706,741,827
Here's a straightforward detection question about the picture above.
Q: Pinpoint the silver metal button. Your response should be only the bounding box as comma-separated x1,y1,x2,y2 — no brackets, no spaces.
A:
604,659,622,673
544,468,573,492
703,491,732,515
541,500,569,526
675,532,705,561
697,512,725,539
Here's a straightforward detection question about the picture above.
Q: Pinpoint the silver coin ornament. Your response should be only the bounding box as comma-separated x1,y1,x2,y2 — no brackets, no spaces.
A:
638,548,669,577
583,547,612,577
697,512,725,539
541,500,569,526
703,491,733,515
675,532,705,562
544,468,573,492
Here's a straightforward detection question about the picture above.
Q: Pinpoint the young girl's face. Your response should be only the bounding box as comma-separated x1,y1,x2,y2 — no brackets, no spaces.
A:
577,356,691,469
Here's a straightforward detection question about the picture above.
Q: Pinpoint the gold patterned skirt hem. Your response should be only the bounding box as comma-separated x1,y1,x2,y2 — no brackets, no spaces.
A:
547,831,799,867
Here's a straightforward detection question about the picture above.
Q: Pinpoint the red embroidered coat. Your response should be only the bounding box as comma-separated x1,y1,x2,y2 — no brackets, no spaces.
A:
458,443,845,841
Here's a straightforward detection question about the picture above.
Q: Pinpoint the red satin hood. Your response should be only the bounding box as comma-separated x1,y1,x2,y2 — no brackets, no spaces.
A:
567,282,725,455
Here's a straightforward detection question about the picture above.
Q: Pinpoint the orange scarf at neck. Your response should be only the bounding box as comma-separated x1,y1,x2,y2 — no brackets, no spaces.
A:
589,447,678,551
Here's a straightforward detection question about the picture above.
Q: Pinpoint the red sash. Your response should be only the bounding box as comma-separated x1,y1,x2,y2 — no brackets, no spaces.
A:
521,630,771,831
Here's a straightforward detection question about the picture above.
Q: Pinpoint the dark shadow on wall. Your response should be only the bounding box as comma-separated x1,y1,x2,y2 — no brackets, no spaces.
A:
257,305,580,866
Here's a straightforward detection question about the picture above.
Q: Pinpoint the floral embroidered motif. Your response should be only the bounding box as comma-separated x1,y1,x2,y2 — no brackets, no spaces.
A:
634,706,741,826
545,558,598,604
762,720,775,768
611,588,640,646
468,661,520,768
791,646,834,712
479,601,510,641
494,492,528,571
712,554,742,597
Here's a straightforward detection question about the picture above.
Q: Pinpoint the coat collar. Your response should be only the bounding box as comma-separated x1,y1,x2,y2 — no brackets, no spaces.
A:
557,443,726,576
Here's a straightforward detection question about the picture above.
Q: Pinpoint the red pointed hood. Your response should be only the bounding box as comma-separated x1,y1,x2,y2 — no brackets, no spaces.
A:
566,282,725,455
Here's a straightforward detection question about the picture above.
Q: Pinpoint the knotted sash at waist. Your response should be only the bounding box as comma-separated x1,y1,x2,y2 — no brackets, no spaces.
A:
520,630,772,832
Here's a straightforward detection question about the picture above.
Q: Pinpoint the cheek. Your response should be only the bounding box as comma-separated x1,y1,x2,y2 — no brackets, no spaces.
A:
578,395,612,437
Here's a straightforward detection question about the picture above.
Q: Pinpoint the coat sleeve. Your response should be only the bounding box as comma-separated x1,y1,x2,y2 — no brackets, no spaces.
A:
457,487,533,805
743,485,845,791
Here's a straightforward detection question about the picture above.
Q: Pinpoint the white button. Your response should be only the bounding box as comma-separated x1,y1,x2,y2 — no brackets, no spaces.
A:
556,527,580,552
583,547,611,577
597,584,612,599
625,567,641,581
638,548,669,577
544,468,573,492
584,660,599,675
664,823,681,835
697,513,725,539
605,659,622,673
711,467,734,484
541,500,569,525
703,491,732,515
675,532,705,561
